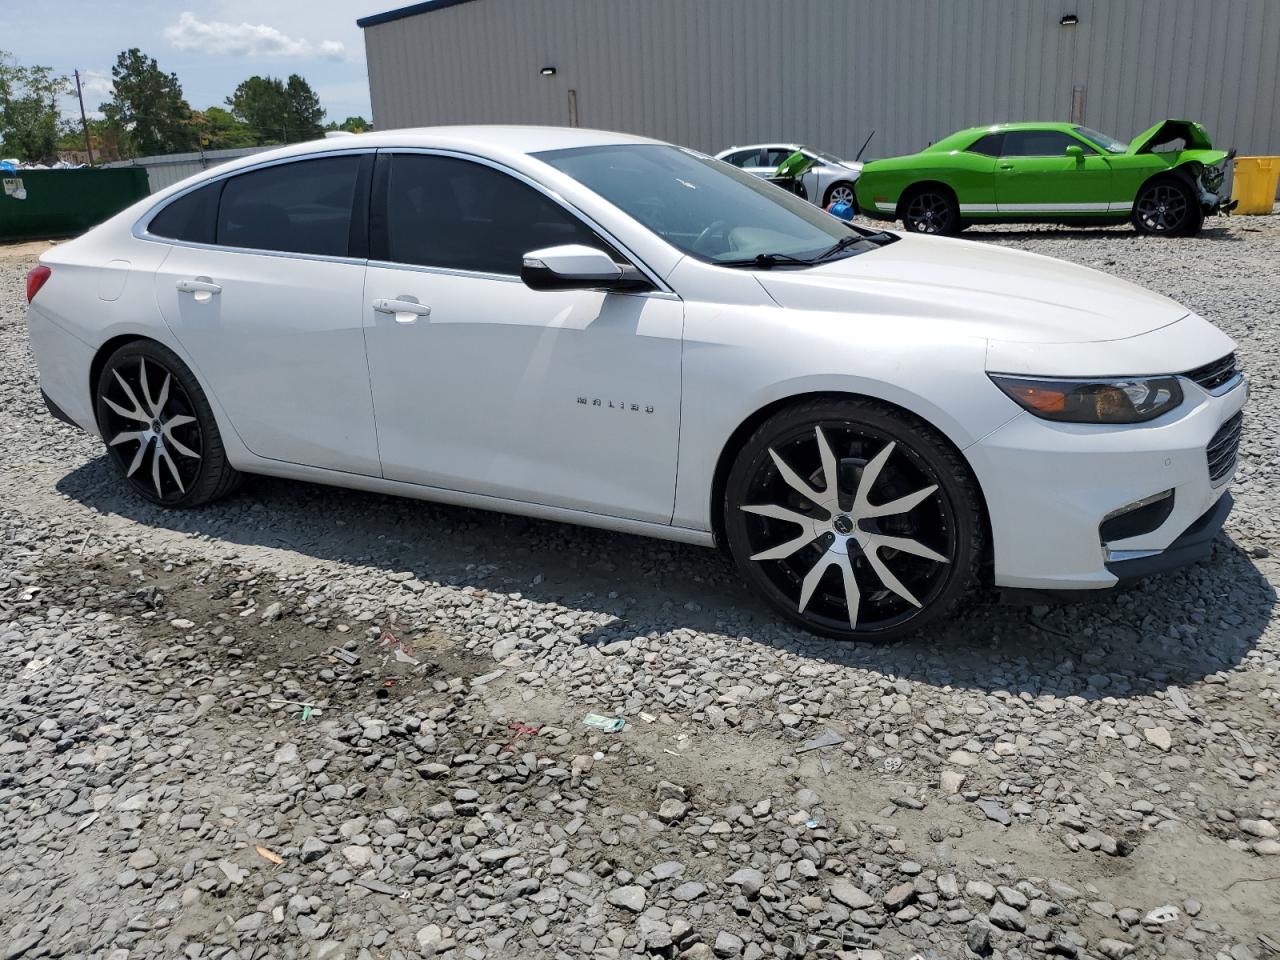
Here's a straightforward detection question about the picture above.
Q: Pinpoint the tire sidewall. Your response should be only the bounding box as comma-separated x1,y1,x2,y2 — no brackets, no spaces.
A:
723,399,983,642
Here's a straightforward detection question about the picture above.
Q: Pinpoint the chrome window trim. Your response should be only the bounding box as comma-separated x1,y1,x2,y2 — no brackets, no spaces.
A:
375,147,675,295
131,148,378,255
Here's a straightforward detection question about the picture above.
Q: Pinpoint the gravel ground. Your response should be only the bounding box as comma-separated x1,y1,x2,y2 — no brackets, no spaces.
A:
1,216,1278,960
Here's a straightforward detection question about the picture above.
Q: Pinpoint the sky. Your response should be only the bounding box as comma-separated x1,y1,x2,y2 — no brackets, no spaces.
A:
10,0,399,125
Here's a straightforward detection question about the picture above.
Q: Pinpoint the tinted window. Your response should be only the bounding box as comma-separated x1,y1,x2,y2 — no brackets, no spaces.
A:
384,154,605,275
764,147,796,167
721,150,760,167
1001,131,1095,157
216,155,360,256
148,182,220,244
967,133,1004,156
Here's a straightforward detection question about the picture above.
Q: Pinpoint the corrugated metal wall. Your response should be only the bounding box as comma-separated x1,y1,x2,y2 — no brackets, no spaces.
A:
363,0,1280,160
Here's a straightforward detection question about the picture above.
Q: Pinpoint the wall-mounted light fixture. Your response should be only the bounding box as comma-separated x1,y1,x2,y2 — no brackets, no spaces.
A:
540,66,557,77
1060,14,1079,25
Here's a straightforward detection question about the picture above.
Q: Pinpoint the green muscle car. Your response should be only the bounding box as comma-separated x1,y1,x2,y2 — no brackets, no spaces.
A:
856,119,1234,237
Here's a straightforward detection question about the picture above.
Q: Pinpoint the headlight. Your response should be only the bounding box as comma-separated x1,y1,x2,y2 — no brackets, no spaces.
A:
989,374,1183,423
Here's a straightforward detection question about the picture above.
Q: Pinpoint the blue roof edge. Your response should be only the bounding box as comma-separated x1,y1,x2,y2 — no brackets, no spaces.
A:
357,0,481,28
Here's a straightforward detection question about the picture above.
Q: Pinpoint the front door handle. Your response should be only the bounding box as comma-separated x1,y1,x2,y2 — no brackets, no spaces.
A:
176,277,221,296
996,162,1014,170
373,297,432,323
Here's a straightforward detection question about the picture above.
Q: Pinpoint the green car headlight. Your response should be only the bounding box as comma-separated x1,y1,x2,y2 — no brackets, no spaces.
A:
989,373,1183,424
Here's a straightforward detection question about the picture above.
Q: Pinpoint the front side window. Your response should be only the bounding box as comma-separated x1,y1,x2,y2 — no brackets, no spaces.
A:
537,143,863,265
216,155,361,256
1001,130,1097,157
763,147,796,167
384,154,606,275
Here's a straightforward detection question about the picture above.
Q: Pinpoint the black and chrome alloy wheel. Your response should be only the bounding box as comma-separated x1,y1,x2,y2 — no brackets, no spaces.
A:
95,341,240,507
725,400,983,641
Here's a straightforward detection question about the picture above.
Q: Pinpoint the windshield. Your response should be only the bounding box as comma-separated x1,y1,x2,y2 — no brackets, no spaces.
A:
808,148,850,165
1075,126,1128,154
535,143,865,265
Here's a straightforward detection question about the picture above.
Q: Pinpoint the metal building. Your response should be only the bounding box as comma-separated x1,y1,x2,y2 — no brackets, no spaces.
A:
359,0,1280,162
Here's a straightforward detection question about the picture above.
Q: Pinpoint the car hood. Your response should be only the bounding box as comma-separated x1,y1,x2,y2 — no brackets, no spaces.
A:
1128,119,1215,154
753,233,1189,344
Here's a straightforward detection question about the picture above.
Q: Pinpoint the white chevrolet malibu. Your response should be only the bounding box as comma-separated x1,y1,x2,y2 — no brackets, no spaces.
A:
25,127,1246,641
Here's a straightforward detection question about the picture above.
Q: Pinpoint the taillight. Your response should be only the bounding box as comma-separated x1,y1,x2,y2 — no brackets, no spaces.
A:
26,265,51,303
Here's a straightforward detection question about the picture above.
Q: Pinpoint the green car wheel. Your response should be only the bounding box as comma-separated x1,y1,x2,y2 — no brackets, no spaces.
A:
900,185,961,235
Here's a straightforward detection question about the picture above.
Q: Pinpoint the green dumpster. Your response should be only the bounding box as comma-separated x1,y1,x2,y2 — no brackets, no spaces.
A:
1,168,150,241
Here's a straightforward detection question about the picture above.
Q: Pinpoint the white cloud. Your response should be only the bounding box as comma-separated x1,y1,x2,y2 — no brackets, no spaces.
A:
164,10,347,60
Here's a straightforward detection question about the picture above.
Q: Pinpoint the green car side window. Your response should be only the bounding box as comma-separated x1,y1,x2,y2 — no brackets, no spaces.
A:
1001,130,1098,157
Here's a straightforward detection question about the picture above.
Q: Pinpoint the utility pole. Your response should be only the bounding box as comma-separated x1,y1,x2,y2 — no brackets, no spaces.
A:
73,69,95,165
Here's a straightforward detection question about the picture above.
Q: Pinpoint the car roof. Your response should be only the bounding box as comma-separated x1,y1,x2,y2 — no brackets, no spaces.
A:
955,121,1077,136
716,143,803,154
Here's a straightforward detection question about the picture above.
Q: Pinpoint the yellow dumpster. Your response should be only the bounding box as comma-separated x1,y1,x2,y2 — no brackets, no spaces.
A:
1231,156,1280,215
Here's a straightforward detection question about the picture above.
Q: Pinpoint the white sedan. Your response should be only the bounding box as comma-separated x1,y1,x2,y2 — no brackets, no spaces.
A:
25,127,1245,641
715,143,862,209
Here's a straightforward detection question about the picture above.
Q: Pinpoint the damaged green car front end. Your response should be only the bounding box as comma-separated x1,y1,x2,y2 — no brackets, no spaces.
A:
1126,119,1235,216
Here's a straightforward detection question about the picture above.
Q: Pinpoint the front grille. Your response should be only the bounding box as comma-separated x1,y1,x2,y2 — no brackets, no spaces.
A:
1184,352,1239,392
1206,412,1243,484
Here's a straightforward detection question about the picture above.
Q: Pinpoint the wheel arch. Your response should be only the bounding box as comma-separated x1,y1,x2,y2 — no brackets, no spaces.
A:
707,390,992,561
822,178,859,207
89,334,151,425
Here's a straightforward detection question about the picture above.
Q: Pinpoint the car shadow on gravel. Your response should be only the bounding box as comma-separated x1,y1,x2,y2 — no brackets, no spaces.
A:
58,457,1275,703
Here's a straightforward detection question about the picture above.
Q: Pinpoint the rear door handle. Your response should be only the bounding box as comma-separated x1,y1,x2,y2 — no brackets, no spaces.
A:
373,297,432,323
176,278,221,295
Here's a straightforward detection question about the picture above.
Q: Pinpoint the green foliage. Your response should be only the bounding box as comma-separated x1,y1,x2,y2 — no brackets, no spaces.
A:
227,73,326,144
101,48,198,157
0,50,70,163
326,115,371,134
193,106,257,149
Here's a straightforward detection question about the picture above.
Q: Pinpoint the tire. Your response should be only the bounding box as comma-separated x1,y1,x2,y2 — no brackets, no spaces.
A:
823,181,858,212
723,398,984,642
899,184,961,235
95,340,241,507
1131,176,1198,236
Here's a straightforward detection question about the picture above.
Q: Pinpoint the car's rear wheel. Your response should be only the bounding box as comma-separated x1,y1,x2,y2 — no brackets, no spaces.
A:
95,340,241,507
900,185,960,235
1132,177,1198,236
723,398,984,642
824,181,858,211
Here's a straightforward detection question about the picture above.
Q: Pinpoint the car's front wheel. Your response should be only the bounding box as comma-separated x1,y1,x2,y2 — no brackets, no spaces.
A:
723,398,984,641
1132,177,1199,236
95,340,241,507
899,185,960,235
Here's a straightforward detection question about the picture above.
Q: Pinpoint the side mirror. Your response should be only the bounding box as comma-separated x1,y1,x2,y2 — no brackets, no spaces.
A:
1065,145,1085,160
521,244,647,292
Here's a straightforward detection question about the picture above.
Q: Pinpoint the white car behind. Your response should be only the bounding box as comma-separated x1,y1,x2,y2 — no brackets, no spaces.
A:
715,143,862,209
25,126,1245,641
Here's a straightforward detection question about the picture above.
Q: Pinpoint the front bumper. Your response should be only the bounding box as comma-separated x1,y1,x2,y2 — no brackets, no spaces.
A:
967,375,1246,591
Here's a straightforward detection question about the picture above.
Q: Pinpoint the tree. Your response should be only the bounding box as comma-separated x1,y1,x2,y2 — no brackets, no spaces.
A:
227,73,325,144
101,48,197,157
326,115,370,134
192,106,256,149
0,50,69,163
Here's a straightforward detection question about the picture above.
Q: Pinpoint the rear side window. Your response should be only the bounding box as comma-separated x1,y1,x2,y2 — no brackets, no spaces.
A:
967,133,1004,156
382,154,606,275
1001,130,1096,157
720,150,759,167
148,182,220,244
216,155,361,256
